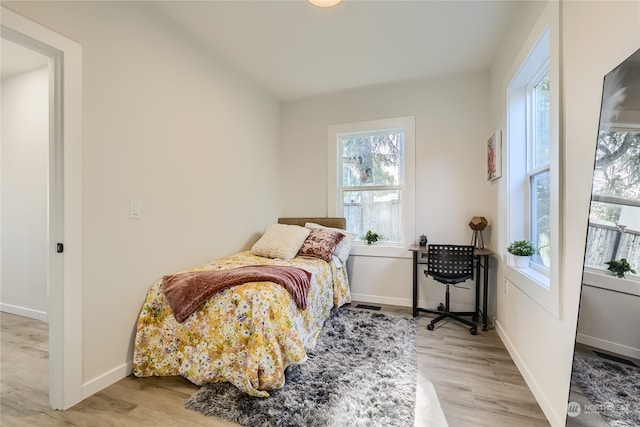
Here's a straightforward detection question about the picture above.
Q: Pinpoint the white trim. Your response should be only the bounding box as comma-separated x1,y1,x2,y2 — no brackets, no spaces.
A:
504,265,561,317
1,7,83,410
495,319,560,427
591,194,640,208
0,303,48,322
349,244,412,258
583,269,640,297
349,292,476,313
505,2,562,319
576,333,640,361
350,292,412,308
82,362,133,400
328,116,415,251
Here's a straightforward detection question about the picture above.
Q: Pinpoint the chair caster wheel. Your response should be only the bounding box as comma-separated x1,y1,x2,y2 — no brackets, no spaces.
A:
427,324,434,331
470,328,477,335
437,303,444,312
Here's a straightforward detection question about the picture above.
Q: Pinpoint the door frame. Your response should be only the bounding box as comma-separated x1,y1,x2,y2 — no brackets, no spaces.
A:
1,7,83,410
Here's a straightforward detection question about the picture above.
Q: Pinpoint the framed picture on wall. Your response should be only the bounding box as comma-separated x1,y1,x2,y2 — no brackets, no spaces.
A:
487,131,502,181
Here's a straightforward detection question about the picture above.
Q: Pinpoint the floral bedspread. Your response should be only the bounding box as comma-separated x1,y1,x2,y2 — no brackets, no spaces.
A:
132,251,350,397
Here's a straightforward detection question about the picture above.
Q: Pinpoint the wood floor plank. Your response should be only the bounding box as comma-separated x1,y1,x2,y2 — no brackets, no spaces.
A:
1,305,549,426
98,376,228,426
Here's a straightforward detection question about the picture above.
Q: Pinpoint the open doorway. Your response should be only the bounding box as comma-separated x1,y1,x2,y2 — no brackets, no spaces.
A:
0,36,51,420
1,38,50,320
1,7,83,411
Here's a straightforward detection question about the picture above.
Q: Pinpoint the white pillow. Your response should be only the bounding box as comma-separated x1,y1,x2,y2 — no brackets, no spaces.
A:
305,222,355,264
331,254,343,269
251,223,310,259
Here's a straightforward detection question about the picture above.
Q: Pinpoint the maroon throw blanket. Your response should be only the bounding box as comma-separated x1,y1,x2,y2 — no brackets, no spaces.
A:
162,265,312,323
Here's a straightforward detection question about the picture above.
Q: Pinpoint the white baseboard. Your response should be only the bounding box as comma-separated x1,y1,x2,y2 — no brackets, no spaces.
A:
77,295,487,402
350,293,411,308
495,320,560,427
0,303,48,322
82,361,133,400
350,293,476,313
576,333,640,360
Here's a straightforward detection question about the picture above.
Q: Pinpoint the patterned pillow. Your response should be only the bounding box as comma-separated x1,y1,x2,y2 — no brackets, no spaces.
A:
305,222,355,264
251,223,310,259
297,228,345,262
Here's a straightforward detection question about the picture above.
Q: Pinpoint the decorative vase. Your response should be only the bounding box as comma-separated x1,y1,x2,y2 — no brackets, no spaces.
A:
514,255,530,268
419,235,428,246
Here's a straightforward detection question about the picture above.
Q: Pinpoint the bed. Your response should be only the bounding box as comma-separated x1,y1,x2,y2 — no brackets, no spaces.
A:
132,217,353,397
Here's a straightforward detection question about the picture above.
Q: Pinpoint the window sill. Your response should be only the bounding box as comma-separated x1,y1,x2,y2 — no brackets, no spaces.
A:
583,268,640,297
506,263,550,290
350,243,411,259
504,257,560,318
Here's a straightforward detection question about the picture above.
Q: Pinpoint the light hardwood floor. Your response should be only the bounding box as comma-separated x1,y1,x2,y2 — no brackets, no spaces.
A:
1,305,549,427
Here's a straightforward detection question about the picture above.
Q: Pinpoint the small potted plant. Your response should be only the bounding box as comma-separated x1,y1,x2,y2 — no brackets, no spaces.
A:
507,239,536,268
604,258,636,278
363,230,382,245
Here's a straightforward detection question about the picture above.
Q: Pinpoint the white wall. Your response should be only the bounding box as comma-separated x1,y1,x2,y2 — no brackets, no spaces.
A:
281,72,493,310
489,1,640,426
7,1,639,421
3,1,282,398
577,282,640,360
1,66,49,321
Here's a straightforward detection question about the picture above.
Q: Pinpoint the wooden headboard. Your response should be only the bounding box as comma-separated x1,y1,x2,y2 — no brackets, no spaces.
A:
278,217,346,230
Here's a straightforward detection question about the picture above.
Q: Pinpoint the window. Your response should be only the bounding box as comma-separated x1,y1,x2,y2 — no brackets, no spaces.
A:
340,130,404,243
585,128,640,277
529,70,551,268
328,117,415,257
505,1,561,317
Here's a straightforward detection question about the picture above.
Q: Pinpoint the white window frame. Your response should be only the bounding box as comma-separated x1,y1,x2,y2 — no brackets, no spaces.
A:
505,2,562,318
328,116,415,258
526,66,551,272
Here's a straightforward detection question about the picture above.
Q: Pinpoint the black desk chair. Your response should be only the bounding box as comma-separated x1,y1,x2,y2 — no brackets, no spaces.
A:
424,244,478,335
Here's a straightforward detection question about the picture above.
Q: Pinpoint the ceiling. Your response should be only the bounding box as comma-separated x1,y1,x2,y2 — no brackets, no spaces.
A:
1,1,523,101
601,48,640,128
148,0,523,102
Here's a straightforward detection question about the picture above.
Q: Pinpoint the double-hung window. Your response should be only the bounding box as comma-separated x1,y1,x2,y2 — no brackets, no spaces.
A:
328,116,415,257
528,69,551,269
506,1,561,317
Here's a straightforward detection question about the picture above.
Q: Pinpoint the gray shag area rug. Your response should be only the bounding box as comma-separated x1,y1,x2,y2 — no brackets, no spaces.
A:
572,351,640,426
185,307,417,426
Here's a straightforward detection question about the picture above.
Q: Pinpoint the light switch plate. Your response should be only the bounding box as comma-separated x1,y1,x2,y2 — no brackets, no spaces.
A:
129,200,141,219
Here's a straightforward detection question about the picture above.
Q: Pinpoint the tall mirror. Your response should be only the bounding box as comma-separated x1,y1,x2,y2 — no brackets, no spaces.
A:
566,48,640,426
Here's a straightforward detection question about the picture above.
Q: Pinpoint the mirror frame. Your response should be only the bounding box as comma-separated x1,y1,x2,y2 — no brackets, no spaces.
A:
566,47,640,426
